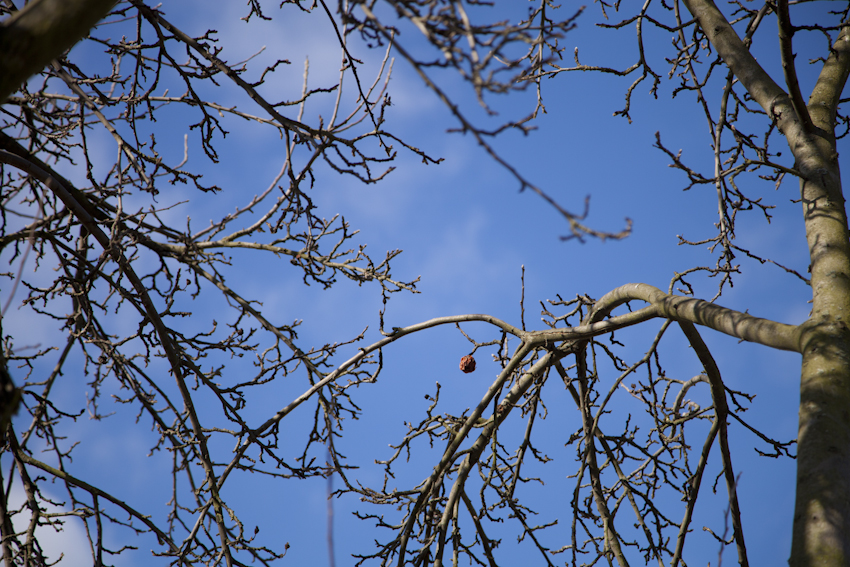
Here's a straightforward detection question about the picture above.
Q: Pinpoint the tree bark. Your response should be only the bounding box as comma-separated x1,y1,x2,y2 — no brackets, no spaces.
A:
791,22,850,567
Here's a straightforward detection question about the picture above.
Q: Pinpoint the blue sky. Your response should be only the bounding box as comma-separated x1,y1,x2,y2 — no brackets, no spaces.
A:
2,0,841,565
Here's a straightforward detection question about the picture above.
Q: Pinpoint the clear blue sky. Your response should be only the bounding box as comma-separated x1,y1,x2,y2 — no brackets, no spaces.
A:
4,1,838,565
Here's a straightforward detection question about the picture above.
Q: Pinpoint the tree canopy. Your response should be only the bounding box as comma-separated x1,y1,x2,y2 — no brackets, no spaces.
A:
0,1,848,566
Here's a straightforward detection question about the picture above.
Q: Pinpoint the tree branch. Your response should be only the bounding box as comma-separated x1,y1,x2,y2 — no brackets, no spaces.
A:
680,0,823,173
15,450,180,555
678,321,749,567
776,0,814,133
536,283,801,352
0,0,118,101
807,18,850,141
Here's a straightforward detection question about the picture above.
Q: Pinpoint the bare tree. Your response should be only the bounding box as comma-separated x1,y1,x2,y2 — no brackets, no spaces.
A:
0,0,847,566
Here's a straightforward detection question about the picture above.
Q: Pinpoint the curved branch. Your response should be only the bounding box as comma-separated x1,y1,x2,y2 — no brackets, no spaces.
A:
518,283,799,351
678,321,749,567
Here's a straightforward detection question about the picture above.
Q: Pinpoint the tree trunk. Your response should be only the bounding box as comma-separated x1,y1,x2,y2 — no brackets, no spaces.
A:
791,26,850,566
682,1,850,564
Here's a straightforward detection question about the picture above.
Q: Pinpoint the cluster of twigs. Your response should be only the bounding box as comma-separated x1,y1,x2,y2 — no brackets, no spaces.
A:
0,0,621,565
334,280,796,566
0,0,426,563
544,0,844,298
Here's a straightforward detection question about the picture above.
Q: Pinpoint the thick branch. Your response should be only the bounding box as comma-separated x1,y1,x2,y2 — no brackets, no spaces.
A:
535,283,801,352
0,0,118,101
680,0,826,176
808,20,850,144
